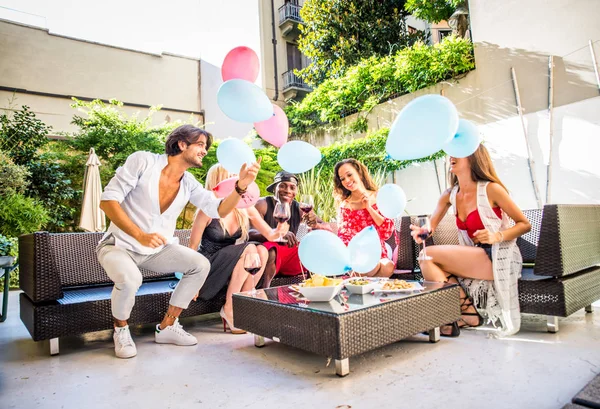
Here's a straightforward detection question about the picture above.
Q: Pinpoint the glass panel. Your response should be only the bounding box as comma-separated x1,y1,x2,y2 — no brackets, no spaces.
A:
236,281,456,316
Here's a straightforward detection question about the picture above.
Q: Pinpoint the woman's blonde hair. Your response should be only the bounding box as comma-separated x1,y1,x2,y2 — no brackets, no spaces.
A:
202,163,249,241
448,144,508,192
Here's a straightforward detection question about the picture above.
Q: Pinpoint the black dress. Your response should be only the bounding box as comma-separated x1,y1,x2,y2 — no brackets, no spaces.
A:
197,219,251,300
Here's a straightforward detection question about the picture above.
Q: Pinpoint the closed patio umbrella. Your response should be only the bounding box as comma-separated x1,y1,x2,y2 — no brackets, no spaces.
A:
79,148,106,232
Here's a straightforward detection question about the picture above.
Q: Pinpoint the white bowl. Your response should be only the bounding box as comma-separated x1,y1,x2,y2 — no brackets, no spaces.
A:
344,277,378,295
297,283,344,302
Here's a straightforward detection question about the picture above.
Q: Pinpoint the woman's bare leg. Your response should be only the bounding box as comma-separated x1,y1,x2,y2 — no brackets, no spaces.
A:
419,245,493,333
223,244,258,321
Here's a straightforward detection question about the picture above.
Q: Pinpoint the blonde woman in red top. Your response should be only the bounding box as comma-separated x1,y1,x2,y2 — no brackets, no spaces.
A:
334,159,395,277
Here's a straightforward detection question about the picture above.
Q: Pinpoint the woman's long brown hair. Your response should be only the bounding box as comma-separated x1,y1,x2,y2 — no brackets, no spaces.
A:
449,144,508,192
333,158,379,200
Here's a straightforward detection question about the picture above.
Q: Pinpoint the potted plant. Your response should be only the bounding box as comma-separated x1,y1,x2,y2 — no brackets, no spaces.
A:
0,234,17,267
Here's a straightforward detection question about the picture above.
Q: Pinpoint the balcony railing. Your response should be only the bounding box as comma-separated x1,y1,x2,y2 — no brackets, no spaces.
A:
278,3,302,24
282,70,311,91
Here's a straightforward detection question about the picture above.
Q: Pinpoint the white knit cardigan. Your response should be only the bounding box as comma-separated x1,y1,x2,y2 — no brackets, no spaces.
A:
450,181,522,337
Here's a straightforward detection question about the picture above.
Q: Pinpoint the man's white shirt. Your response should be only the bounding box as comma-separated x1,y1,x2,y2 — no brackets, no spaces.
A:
101,151,221,254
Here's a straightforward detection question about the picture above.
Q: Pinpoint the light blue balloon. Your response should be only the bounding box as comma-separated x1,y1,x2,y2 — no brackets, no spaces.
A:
348,226,381,273
386,95,459,160
216,138,256,174
217,79,274,123
174,272,183,280
298,230,351,276
277,140,322,173
376,184,407,219
443,118,481,158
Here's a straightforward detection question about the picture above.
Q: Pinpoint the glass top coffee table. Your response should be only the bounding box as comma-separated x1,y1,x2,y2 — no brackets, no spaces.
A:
232,281,460,376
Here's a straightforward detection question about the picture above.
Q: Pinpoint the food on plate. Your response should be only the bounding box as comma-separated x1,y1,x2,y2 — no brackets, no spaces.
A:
347,278,371,286
301,274,343,287
381,279,414,290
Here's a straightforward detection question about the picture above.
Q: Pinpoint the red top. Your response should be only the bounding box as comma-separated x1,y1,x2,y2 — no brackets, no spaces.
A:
338,204,395,258
456,207,502,238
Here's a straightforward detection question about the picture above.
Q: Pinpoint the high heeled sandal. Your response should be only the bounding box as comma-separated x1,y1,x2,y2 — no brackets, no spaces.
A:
457,296,484,329
219,307,247,335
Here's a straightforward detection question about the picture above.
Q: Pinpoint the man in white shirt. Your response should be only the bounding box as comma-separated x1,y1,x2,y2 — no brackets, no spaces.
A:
97,124,260,358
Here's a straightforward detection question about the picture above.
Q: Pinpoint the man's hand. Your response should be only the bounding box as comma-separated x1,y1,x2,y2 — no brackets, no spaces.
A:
238,158,262,189
136,232,167,248
284,232,299,247
303,210,318,227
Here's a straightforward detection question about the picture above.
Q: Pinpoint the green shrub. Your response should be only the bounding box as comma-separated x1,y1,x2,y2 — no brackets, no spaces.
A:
0,234,17,257
0,194,49,237
286,36,475,135
0,105,51,165
0,151,30,196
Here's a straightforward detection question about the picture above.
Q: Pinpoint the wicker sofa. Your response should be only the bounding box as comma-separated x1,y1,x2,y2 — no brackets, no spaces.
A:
18,230,301,355
429,204,600,332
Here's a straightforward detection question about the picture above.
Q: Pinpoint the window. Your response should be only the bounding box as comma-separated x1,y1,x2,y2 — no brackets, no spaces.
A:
287,43,303,71
438,29,452,42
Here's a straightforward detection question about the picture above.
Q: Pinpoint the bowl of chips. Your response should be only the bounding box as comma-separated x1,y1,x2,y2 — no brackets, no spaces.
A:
297,274,344,302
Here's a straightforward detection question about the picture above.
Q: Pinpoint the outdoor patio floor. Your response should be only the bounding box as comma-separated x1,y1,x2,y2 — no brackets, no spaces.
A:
1,291,599,409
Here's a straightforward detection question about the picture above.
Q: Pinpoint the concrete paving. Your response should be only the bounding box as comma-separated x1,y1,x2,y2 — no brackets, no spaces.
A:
1,291,599,409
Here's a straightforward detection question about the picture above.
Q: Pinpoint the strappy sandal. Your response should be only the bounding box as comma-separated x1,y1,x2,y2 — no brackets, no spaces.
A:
457,297,484,329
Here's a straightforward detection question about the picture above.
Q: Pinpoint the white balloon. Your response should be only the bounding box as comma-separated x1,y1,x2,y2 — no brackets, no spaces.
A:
277,140,322,173
376,184,407,219
216,138,256,174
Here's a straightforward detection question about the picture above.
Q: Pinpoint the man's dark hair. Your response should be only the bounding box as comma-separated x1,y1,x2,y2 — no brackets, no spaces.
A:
165,125,213,156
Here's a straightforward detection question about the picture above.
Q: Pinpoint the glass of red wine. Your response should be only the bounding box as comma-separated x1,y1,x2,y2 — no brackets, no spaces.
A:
416,215,433,261
299,194,314,214
244,252,262,296
273,201,290,243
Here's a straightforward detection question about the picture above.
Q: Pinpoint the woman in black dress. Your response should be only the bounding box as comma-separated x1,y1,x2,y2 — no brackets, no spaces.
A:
189,164,288,334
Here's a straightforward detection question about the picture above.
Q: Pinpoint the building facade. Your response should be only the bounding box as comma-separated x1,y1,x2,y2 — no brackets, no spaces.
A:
0,19,204,137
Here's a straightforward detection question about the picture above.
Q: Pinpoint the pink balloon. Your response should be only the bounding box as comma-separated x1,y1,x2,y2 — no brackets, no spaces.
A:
212,176,260,209
212,176,237,198
236,182,260,209
221,46,260,82
254,104,289,147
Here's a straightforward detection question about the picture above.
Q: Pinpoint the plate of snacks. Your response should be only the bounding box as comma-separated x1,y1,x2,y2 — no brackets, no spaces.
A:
372,279,423,293
296,274,344,302
343,277,379,294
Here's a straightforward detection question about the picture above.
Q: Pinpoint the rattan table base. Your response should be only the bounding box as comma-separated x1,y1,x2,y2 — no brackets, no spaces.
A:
233,283,460,376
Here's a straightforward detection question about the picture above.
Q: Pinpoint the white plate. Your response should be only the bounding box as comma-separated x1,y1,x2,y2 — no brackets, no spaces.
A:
372,281,424,293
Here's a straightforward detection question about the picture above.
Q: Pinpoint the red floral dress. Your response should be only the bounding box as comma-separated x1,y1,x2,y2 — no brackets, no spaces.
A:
337,203,395,258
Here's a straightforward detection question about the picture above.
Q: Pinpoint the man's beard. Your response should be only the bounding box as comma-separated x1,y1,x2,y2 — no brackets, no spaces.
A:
185,154,203,168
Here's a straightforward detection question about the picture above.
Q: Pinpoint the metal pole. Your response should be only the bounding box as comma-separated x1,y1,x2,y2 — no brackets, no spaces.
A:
590,40,600,94
546,56,554,204
511,67,543,209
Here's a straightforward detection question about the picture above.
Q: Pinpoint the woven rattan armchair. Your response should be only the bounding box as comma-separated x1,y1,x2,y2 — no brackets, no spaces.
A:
429,204,600,333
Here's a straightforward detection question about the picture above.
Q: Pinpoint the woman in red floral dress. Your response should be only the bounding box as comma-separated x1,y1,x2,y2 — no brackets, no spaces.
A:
334,159,395,277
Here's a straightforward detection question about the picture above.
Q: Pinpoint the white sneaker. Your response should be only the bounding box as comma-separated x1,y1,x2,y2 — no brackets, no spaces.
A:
113,325,137,359
155,318,198,346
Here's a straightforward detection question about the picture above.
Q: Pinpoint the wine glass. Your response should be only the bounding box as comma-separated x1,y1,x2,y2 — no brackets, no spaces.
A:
299,194,314,214
416,215,433,261
273,201,291,242
244,252,262,296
